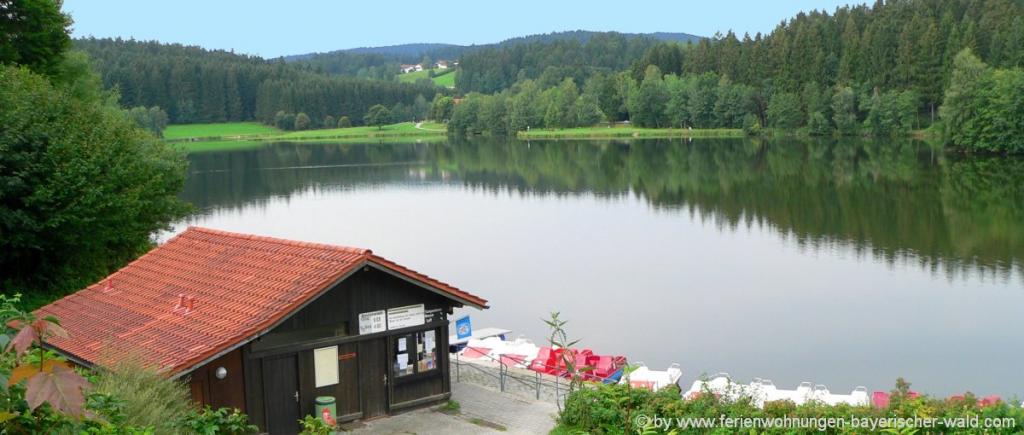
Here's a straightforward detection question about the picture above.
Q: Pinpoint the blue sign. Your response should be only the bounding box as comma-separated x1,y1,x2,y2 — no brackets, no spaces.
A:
455,315,472,340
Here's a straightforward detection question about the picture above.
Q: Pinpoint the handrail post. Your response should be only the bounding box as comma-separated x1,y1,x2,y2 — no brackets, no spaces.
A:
536,372,541,400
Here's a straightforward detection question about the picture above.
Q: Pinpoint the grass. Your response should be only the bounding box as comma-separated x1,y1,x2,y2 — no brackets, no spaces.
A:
397,68,456,88
91,360,194,434
468,417,506,431
163,122,279,140
169,121,449,152
431,69,456,88
437,400,461,415
518,125,745,139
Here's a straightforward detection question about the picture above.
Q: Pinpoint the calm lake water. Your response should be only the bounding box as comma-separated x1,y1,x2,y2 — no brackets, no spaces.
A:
171,137,1024,398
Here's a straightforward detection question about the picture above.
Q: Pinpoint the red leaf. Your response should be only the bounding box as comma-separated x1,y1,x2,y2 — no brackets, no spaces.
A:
6,326,38,359
32,318,68,339
24,364,90,417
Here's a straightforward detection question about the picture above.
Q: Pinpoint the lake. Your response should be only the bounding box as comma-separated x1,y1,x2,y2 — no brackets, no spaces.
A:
171,137,1024,398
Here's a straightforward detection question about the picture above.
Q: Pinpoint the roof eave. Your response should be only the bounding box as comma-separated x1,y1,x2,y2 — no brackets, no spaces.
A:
365,259,488,310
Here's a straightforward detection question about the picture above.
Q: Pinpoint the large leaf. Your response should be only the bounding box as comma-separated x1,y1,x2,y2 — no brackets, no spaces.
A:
34,318,68,339
24,364,90,417
9,359,69,385
5,325,38,359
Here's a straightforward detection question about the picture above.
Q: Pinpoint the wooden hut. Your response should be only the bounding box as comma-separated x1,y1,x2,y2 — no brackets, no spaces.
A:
36,227,488,434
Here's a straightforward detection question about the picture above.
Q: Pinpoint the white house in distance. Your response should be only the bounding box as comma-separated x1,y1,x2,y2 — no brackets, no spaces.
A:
400,64,423,74
435,60,449,70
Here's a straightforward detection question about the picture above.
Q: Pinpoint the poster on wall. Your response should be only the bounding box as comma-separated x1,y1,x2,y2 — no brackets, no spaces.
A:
313,346,339,387
358,309,386,334
387,304,425,330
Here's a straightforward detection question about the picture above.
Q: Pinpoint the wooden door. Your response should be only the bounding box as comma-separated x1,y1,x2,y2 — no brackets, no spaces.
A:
358,338,388,418
263,354,300,434
336,342,361,418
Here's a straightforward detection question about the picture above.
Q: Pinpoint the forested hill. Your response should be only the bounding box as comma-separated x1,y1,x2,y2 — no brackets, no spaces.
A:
284,43,461,63
630,0,1023,118
75,38,439,127
287,31,702,85
455,32,677,93
450,0,1024,152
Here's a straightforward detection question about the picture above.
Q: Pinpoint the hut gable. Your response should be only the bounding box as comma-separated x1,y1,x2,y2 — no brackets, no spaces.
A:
35,227,487,376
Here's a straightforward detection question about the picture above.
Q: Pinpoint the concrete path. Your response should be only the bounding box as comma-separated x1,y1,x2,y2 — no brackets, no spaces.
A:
413,121,446,132
345,382,558,434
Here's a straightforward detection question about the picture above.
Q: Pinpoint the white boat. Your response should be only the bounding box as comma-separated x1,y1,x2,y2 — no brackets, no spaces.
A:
815,384,864,405
500,336,540,367
460,336,508,360
683,373,746,401
460,335,543,369
768,381,814,405
685,375,869,408
622,362,682,391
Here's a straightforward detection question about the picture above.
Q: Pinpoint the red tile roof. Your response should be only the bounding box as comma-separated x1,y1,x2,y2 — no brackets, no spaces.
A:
36,227,487,376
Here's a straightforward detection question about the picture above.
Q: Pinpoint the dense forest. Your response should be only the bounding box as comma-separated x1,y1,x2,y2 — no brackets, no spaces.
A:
286,31,701,83
75,38,441,127
450,0,1024,152
455,33,669,93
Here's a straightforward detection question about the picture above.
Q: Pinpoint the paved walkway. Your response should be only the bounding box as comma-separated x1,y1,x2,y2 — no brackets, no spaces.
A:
413,121,446,132
346,382,558,434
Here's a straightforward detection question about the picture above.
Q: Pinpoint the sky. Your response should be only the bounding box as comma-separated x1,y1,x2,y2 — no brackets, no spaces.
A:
63,0,860,58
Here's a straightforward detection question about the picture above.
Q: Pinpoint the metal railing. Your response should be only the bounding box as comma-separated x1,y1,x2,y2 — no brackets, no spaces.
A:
451,350,616,404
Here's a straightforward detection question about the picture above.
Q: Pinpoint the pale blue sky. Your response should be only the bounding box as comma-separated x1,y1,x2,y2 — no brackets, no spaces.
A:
63,0,860,58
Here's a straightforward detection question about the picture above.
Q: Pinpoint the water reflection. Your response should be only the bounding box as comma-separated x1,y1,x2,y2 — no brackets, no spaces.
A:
177,137,1024,397
184,138,1024,278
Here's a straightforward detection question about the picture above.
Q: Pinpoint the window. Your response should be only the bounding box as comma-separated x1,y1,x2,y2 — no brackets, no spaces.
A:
393,329,438,377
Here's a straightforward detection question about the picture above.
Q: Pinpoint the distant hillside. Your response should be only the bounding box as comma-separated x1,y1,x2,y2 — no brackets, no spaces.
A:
284,30,704,83
289,30,702,61
74,38,439,126
283,43,461,63
495,30,701,47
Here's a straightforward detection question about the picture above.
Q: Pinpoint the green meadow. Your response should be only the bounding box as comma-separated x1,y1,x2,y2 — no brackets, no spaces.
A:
397,68,456,88
163,122,280,140
167,121,449,152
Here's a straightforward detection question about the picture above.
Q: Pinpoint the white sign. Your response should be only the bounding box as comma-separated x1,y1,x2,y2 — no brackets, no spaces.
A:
313,346,339,388
358,309,386,334
387,304,425,330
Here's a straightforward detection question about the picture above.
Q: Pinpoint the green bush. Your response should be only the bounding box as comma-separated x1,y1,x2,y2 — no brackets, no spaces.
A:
559,379,1024,434
298,414,333,435
90,361,195,434
0,66,189,307
181,406,258,435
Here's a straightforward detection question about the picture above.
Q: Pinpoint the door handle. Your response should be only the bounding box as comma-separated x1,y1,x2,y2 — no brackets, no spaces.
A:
294,391,299,403
383,374,388,386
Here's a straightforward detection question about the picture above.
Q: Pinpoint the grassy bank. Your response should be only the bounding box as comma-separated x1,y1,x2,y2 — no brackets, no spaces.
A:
164,122,280,141
517,126,745,139
167,121,449,152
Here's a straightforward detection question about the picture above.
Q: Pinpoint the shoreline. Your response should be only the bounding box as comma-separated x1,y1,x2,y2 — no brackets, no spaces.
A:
517,127,745,139
164,122,448,152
